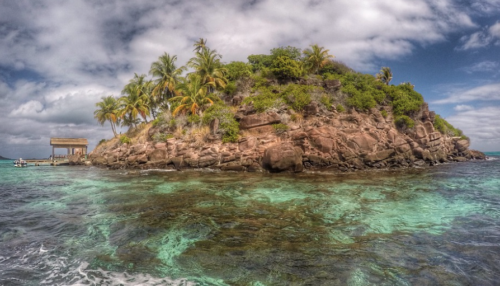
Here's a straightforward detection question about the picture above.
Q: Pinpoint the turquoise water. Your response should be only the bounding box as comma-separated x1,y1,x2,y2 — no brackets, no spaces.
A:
0,157,500,285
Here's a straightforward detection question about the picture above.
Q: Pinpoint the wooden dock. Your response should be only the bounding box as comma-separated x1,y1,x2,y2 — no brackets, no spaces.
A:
25,159,69,166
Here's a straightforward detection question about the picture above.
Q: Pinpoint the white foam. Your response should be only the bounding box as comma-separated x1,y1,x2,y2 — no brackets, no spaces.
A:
65,262,196,286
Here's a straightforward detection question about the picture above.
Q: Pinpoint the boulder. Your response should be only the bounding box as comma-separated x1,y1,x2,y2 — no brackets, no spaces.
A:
148,149,167,161
303,101,319,117
455,139,470,152
262,143,303,172
365,149,395,163
239,112,281,129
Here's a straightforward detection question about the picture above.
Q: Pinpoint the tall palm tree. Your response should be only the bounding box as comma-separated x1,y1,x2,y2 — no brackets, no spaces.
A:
119,83,151,125
376,67,393,85
193,38,208,53
149,53,185,110
302,44,334,74
94,96,120,137
170,74,219,116
188,47,227,92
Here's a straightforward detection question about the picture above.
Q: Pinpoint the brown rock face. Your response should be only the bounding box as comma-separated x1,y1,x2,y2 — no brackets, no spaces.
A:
262,143,303,172
239,112,281,129
148,149,167,161
90,94,484,173
455,139,470,152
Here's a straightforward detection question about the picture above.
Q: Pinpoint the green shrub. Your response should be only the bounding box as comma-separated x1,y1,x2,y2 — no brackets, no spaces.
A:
248,54,273,72
270,56,302,80
395,115,415,129
243,87,283,112
336,104,345,113
320,95,333,110
152,133,169,142
202,104,239,143
380,110,388,118
151,118,161,127
225,61,252,81
98,139,106,145
224,81,237,96
120,135,131,144
188,114,201,124
272,123,289,134
281,84,312,111
434,115,468,139
319,60,354,75
251,75,270,91
389,84,424,116
346,89,377,110
327,72,385,110
168,119,177,128
166,134,174,139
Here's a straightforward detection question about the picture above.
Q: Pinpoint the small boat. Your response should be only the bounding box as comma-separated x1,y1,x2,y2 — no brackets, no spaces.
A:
13,158,28,168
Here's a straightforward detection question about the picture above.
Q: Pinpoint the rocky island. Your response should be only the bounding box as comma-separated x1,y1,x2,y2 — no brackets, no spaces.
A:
89,42,485,172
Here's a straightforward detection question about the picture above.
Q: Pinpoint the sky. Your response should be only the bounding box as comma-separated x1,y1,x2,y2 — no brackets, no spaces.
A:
0,0,499,159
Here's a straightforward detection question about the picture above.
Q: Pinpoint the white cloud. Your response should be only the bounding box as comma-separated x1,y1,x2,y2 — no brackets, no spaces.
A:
433,83,500,104
447,106,500,151
462,60,499,73
454,104,475,111
457,21,500,50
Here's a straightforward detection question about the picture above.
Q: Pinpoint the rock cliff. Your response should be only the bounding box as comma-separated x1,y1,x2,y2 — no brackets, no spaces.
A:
90,99,485,173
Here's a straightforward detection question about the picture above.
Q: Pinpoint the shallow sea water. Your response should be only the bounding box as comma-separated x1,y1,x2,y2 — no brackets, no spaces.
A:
0,154,499,285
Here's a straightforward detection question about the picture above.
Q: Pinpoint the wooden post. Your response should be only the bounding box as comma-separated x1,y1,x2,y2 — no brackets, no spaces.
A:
52,146,54,161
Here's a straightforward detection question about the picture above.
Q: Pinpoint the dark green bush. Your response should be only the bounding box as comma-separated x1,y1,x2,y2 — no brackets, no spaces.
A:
390,84,424,116
270,56,302,80
281,84,312,111
225,61,252,81
202,104,239,143
336,104,345,113
320,60,354,75
326,72,385,110
248,54,273,72
395,115,415,129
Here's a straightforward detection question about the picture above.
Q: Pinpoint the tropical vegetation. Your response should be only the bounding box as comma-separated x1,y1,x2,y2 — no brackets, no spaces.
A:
94,39,466,144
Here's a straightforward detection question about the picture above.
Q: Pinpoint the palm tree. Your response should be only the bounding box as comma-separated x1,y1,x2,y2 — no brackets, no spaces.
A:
119,83,151,125
193,38,208,53
376,67,393,85
170,74,219,116
302,44,334,74
94,96,120,137
149,53,185,110
188,47,227,92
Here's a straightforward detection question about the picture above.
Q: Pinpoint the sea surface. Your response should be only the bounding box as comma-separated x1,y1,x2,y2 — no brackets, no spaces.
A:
0,154,500,285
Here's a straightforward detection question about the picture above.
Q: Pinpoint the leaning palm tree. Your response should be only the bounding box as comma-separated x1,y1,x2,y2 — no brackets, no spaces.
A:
149,53,185,109
188,47,227,93
376,67,393,85
302,44,334,74
170,74,219,116
94,96,120,137
119,85,151,125
193,38,208,53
